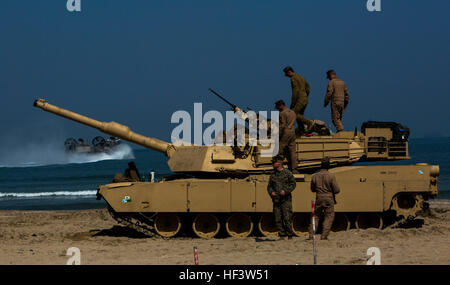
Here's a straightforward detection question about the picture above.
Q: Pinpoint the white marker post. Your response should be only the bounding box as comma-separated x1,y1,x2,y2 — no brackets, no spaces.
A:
311,200,317,265
150,171,155,183
193,246,199,265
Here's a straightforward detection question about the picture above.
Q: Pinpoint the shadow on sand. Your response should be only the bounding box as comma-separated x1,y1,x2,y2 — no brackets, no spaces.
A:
91,225,149,239
254,237,278,242
395,218,425,229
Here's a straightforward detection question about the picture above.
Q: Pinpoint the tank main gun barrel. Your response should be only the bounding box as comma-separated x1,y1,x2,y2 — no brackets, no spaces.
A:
33,99,175,157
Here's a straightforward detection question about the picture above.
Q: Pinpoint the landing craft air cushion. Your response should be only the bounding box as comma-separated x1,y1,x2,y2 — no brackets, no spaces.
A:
33,98,439,238
64,136,121,154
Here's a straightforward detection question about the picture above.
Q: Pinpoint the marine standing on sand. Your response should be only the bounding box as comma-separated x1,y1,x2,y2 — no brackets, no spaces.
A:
324,70,349,133
267,155,297,239
283,66,314,135
275,100,298,173
309,157,340,240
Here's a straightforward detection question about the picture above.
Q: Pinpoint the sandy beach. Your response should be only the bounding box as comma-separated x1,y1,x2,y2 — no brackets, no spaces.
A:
0,200,449,265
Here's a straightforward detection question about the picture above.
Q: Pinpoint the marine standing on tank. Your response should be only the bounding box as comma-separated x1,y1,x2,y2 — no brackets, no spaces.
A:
309,157,340,240
283,66,314,135
275,100,298,173
267,155,297,239
324,70,349,133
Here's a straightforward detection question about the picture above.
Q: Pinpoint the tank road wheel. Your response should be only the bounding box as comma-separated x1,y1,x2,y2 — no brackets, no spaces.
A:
355,213,383,230
154,213,182,238
225,213,254,238
331,213,350,232
292,213,310,237
192,214,220,239
258,213,278,238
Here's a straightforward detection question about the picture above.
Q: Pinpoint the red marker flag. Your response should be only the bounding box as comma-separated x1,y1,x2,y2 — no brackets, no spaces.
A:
311,200,317,265
193,246,199,265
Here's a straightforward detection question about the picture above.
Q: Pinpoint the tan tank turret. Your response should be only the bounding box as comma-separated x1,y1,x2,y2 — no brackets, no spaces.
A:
34,99,409,174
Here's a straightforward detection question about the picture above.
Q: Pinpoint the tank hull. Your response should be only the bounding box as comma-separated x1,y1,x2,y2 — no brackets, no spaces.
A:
98,164,438,238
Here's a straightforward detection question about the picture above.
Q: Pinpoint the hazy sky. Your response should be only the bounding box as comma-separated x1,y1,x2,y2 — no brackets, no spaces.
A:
1,0,449,151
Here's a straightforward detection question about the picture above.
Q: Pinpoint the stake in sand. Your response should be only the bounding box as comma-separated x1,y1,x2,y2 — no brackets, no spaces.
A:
312,200,317,265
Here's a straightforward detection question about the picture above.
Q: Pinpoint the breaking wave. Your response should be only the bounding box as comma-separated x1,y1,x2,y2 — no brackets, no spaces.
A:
0,190,97,198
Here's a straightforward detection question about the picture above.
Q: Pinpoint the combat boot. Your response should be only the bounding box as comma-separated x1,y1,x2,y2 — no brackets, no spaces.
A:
304,121,315,134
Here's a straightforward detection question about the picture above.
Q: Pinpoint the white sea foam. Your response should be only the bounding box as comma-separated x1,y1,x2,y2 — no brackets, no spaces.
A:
67,144,135,164
0,190,97,198
0,143,135,168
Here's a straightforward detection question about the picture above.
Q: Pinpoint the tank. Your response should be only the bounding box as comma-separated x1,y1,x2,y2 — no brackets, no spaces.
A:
33,98,439,238
64,136,121,154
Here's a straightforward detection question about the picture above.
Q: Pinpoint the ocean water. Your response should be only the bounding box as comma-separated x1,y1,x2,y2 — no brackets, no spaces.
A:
0,146,170,210
0,138,448,210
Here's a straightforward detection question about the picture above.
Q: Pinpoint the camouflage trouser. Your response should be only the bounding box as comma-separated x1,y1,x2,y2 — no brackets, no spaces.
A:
273,198,294,237
331,103,344,132
309,198,335,239
292,103,312,134
278,133,298,172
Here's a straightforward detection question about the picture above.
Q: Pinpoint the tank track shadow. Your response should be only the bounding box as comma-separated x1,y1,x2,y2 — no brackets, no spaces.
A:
92,225,150,239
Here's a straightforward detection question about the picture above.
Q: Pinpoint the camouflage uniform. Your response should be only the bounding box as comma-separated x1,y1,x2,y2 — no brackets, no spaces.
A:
267,168,297,237
290,73,313,134
309,169,340,239
324,78,349,132
278,108,298,171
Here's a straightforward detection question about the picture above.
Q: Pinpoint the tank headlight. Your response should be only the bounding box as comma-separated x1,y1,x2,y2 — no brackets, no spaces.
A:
430,165,440,177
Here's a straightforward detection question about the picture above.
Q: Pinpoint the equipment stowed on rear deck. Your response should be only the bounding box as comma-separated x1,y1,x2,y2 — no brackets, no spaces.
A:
361,121,410,160
255,121,410,169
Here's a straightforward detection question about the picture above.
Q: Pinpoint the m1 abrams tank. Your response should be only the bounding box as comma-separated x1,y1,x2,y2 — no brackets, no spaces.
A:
64,136,121,154
33,98,439,238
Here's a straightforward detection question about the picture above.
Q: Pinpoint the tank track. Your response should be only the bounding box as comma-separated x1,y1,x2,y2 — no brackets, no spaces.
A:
107,206,159,237
104,193,427,238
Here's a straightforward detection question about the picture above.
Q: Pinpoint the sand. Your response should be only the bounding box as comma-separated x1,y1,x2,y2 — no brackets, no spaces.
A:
0,200,449,265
